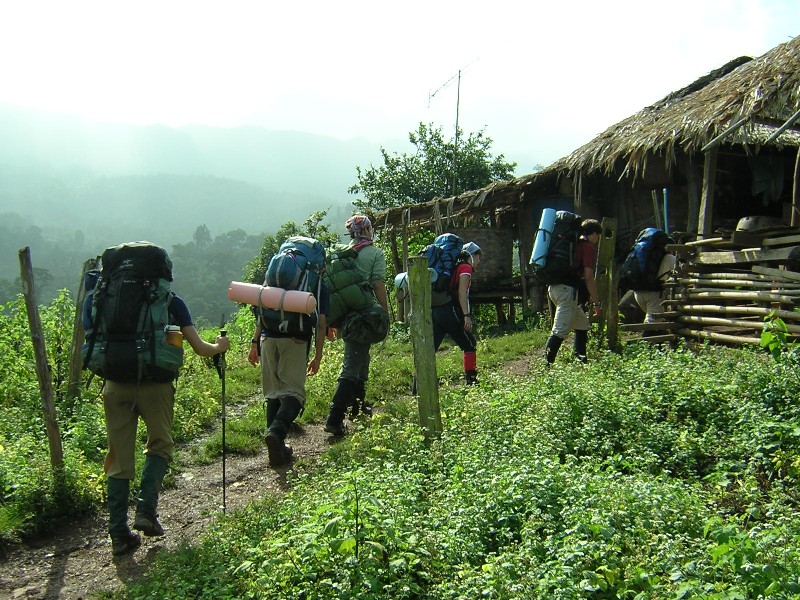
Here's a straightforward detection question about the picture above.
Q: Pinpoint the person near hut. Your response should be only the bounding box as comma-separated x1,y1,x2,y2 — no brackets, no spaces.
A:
633,251,677,325
544,219,602,364
324,215,388,436
432,242,482,385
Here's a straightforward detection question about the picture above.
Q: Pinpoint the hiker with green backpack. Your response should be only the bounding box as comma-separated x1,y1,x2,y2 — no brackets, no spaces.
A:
324,215,388,437
82,242,230,557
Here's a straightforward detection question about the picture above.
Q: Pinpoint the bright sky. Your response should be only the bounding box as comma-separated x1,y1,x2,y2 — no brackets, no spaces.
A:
1,0,799,171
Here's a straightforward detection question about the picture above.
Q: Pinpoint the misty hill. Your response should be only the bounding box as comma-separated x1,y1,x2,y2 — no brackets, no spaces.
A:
0,104,393,314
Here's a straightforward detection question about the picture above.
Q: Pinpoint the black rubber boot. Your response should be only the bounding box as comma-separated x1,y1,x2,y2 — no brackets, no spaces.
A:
545,335,564,364
265,397,280,429
350,380,372,418
133,454,168,537
108,477,140,556
574,330,588,363
325,378,357,436
465,370,478,385
266,396,302,466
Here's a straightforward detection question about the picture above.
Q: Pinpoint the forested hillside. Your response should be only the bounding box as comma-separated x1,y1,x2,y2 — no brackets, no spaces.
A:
0,104,376,318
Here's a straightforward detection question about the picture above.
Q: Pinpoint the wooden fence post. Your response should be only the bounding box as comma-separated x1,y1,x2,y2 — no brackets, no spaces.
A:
596,218,619,350
18,246,64,473
408,256,442,441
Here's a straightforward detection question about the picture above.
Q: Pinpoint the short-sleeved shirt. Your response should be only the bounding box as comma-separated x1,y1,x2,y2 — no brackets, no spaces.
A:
573,239,597,281
350,242,386,284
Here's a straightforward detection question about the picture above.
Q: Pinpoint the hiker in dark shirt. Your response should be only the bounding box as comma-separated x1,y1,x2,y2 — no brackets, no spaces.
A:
101,294,228,556
544,219,602,364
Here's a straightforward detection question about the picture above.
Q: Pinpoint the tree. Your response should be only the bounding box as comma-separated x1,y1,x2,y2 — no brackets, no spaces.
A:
349,123,517,212
243,210,339,285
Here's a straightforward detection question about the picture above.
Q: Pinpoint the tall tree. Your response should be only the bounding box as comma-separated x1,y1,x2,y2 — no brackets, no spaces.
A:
349,123,517,212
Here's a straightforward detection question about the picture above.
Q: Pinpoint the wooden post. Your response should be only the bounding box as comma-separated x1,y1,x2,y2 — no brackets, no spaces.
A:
698,147,718,238
683,154,700,234
18,247,64,472
67,257,99,403
792,147,800,227
408,256,442,441
596,218,618,350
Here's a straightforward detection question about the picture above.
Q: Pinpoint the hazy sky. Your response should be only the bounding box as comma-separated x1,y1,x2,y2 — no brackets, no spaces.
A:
2,0,799,173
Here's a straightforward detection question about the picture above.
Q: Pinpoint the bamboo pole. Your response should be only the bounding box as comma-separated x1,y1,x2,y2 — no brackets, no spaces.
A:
684,290,797,304
596,217,618,350
18,247,64,472
678,278,800,290
677,327,762,345
677,314,800,333
408,256,442,442
679,304,800,321
752,265,800,282
683,271,795,281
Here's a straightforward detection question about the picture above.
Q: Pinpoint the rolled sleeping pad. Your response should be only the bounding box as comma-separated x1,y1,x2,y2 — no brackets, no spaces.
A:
530,207,557,266
227,281,316,314
394,268,439,289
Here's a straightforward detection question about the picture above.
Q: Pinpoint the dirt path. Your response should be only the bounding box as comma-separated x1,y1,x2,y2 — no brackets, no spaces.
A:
0,355,538,600
0,421,331,600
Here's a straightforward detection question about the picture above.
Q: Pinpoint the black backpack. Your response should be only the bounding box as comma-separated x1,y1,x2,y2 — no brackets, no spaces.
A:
82,242,183,383
619,228,672,292
531,211,583,286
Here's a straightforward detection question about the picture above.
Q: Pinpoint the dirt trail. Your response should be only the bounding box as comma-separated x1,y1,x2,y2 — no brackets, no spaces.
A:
0,355,537,600
0,422,330,600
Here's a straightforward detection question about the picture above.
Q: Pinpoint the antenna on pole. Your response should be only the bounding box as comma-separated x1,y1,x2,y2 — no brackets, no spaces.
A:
428,67,467,196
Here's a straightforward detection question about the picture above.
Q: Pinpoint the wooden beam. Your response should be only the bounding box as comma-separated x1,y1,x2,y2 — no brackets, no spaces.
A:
68,257,100,402
677,327,762,345
698,147,718,238
752,265,800,282
701,117,749,152
597,217,618,350
693,245,800,266
794,147,800,228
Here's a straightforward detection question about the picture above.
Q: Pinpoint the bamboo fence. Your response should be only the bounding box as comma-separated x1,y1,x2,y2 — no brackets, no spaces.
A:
659,228,800,346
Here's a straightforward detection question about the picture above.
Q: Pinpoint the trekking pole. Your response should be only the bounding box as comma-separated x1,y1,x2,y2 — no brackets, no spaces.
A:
213,315,227,512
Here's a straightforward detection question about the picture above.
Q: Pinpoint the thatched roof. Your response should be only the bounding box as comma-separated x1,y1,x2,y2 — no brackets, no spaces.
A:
374,35,800,231
553,34,800,179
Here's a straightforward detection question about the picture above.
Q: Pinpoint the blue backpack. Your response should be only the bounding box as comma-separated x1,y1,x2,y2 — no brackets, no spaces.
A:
260,236,326,335
619,228,672,292
423,233,464,293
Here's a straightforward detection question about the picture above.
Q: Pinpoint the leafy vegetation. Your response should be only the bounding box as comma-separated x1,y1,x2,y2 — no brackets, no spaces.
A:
349,123,517,211
4,269,800,598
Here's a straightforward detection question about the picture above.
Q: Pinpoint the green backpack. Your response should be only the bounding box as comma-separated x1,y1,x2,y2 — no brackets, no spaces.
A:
323,244,377,327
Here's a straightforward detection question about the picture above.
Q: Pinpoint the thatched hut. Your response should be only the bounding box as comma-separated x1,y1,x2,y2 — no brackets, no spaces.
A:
373,34,800,317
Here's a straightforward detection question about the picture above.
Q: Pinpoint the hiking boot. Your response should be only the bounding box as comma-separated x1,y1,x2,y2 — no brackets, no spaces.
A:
324,419,346,437
266,432,293,467
464,370,478,386
111,531,141,556
133,511,165,537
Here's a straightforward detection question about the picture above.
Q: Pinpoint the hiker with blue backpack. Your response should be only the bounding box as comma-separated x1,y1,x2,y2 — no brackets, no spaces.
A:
544,219,603,365
619,228,676,325
247,236,330,467
324,215,388,437
431,241,482,385
82,242,230,556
